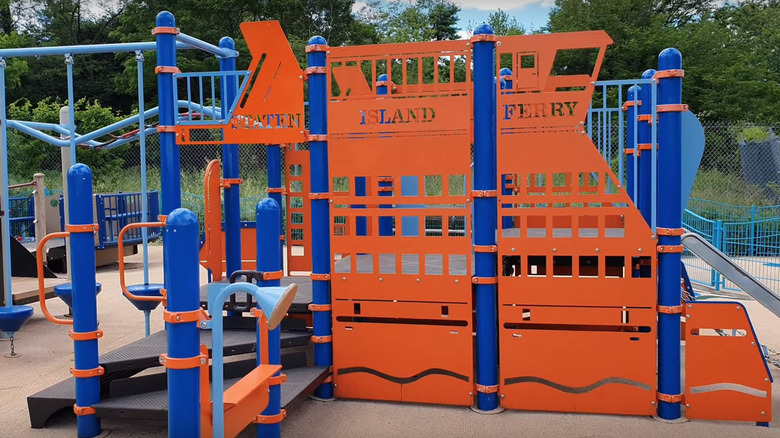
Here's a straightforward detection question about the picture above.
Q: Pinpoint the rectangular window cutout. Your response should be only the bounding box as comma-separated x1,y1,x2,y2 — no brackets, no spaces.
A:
578,172,598,194
500,52,513,71
447,216,466,237
422,57,435,84
375,59,388,82
353,303,361,314
402,254,419,275
526,173,546,195
631,256,652,278
291,245,304,256
552,216,572,238
523,308,531,321
551,48,600,76
334,253,350,273
425,254,443,275
425,216,443,237
448,175,466,196
552,172,570,191
291,229,304,241
391,58,403,86
501,217,521,238
438,56,451,83
605,173,620,194
527,255,547,276
691,329,747,337
449,254,468,276
356,254,373,274
441,305,449,317
621,309,629,324
579,256,598,277
553,256,572,277
378,216,395,236
379,253,396,274
401,216,419,237
406,58,419,85
502,255,522,277
401,176,419,197
290,164,303,177
291,212,304,225
605,256,625,278
333,216,348,236
289,180,303,193
425,175,443,197
605,215,625,238
290,196,304,209
527,216,546,238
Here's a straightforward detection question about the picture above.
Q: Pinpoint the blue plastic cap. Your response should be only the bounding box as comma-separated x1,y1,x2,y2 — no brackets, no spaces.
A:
167,208,199,228
659,47,682,70
499,67,513,76
377,73,388,82
627,85,640,98
156,11,175,27
219,37,235,49
256,197,281,215
67,163,91,180
474,24,495,36
499,77,507,88
308,36,327,46
641,69,656,79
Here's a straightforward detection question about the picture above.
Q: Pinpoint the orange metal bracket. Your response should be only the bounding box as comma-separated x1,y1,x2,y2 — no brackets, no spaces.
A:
622,100,641,112
473,245,497,253
220,178,244,189
624,148,635,156
311,335,333,344
307,134,327,142
305,44,328,53
155,66,182,74
262,271,283,281
654,69,685,79
163,308,210,325
658,304,684,314
471,34,497,42
657,245,684,253
303,66,326,80
476,384,499,394
73,405,96,416
308,303,332,312
253,409,287,424
36,231,73,325
657,392,684,403
151,26,180,35
266,187,285,194
269,374,288,386
657,227,684,236
657,104,689,113
68,329,104,341
118,222,166,305
472,277,498,285
471,190,497,198
637,114,656,124
70,366,105,378
159,353,208,370
309,192,330,200
157,125,176,133
65,223,98,233
311,273,330,281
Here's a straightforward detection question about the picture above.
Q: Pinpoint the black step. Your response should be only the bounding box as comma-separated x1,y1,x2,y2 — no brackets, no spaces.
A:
91,365,329,422
199,276,313,314
27,328,311,428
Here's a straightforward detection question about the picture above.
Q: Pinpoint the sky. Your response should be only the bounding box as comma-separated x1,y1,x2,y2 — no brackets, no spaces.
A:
455,0,554,36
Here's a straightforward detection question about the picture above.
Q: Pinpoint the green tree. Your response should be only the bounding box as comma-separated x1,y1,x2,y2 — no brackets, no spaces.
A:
487,9,525,36
380,0,460,42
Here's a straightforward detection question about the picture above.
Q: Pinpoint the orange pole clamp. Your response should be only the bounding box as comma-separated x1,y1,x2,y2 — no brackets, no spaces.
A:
308,192,330,200
637,143,654,151
65,223,99,233
307,134,327,142
656,227,684,236
220,178,244,188
654,69,685,79
155,66,182,75
471,34,497,42
377,187,393,192
500,75,513,81
305,44,328,53
657,304,684,315
70,366,105,378
624,148,635,156
621,100,641,112
637,114,656,124
266,187,285,194
311,335,332,344
657,392,684,403
157,125,176,133
151,26,180,35
119,222,166,305
253,409,287,424
657,245,684,253
472,277,498,285
656,104,689,113
311,273,331,281
323,375,334,383
163,308,210,325
158,215,168,224
73,404,96,416
308,303,332,312
471,190,497,198
377,176,394,182
475,384,499,394
36,231,73,325
68,329,104,341
262,270,284,281
159,353,208,370
269,374,288,386
473,245,497,253
303,66,327,80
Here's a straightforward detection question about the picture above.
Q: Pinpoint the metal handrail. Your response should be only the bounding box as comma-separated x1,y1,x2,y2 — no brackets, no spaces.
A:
118,222,165,303
36,231,72,325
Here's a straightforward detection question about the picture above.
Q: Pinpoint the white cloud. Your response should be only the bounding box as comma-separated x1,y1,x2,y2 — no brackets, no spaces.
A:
352,1,368,14
454,0,554,12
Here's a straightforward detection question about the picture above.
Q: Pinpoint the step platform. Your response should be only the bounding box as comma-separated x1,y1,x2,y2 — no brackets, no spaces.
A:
27,326,312,428
200,276,313,314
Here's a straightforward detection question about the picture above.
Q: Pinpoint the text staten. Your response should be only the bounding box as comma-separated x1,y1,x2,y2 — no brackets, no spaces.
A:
230,113,302,129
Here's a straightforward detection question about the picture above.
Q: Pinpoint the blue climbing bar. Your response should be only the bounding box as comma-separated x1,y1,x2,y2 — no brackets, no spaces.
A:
220,37,242,280
155,11,181,216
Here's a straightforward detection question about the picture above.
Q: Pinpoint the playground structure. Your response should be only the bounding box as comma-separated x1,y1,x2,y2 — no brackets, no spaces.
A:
0,11,775,438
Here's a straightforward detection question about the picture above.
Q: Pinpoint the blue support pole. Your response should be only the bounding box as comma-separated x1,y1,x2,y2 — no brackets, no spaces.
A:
0,58,12,308
626,85,639,205
65,54,77,166
164,208,201,437
656,48,683,421
68,164,101,438
376,74,393,236
156,11,181,216
472,25,499,412
266,144,283,267
220,37,242,281
256,198,283,438
637,69,656,227
499,68,513,230
306,36,333,399
136,51,150,286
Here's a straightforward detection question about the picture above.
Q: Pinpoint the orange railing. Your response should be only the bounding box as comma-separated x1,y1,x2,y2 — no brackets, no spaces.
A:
36,231,72,325
118,222,165,304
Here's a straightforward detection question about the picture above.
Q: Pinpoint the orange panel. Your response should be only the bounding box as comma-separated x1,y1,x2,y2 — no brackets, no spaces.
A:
685,302,773,422
200,160,224,280
285,146,312,274
499,305,656,415
177,21,305,145
332,300,473,406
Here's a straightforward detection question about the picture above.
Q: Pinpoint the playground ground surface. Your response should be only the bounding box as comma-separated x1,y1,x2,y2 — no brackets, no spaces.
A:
0,247,779,437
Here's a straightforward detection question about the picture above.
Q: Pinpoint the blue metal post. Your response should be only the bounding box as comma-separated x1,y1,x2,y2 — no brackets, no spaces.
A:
266,144,283,267
637,69,656,226
65,54,77,166
306,36,333,399
499,68,513,230
473,25,498,412
256,198,283,438
376,74,393,236
0,58,12,308
750,204,756,257
220,37,242,281
164,208,201,437
156,11,181,216
714,219,723,291
626,85,639,205
136,51,150,285
656,48,683,421
68,164,101,438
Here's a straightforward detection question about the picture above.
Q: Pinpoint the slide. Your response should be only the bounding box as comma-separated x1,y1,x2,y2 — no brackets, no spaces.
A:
682,232,780,319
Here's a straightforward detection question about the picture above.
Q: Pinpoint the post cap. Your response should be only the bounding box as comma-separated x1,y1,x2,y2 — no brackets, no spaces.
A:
499,67,513,77
641,69,656,79
307,36,327,46
166,208,199,228
67,163,92,181
474,24,495,36
256,197,281,215
659,47,682,70
219,37,235,49
377,73,388,82
627,85,640,98
156,11,175,27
